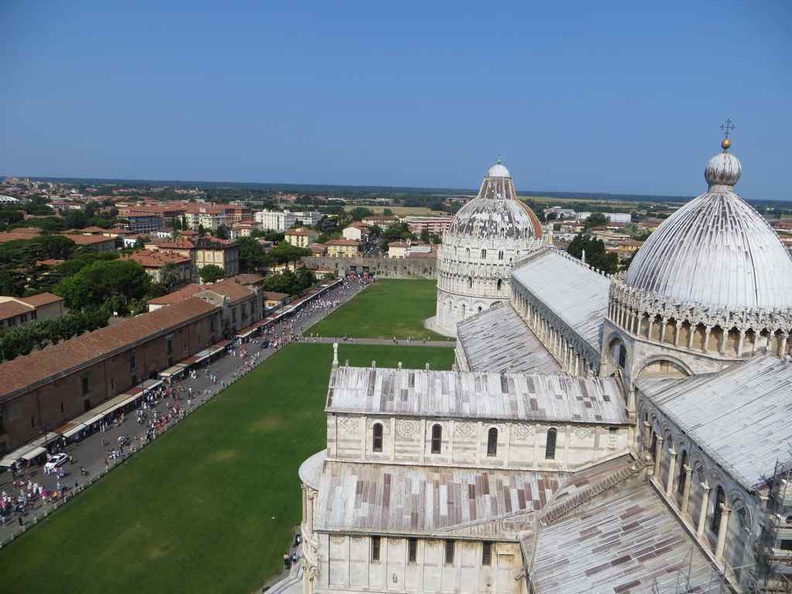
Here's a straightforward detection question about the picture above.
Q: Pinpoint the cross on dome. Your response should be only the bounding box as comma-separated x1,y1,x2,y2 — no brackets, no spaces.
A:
720,118,735,151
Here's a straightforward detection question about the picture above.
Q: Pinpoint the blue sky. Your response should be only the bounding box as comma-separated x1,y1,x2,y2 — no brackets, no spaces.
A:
2,0,791,199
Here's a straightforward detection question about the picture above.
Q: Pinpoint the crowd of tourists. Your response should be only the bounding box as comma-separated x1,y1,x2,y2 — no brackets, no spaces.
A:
0,276,361,535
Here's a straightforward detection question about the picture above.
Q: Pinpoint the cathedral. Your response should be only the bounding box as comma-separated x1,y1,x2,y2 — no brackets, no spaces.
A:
288,137,792,594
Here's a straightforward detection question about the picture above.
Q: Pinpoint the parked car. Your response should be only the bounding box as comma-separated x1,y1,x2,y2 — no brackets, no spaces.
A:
44,453,69,473
260,339,270,349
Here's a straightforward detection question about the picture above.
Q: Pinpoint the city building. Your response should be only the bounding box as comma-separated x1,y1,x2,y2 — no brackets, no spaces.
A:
255,209,298,232
0,293,66,330
194,236,240,278
62,234,118,252
362,214,399,228
122,250,192,287
342,222,369,242
426,159,544,337
291,140,792,594
405,215,454,235
576,212,632,224
325,239,360,258
285,227,319,248
0,298,221,452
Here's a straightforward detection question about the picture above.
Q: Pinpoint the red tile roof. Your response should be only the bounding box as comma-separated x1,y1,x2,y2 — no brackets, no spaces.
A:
0,300,33,321
123,249,191,268
0,297,218,398
20,292,64,307
148,279,255,307
62,234,116,246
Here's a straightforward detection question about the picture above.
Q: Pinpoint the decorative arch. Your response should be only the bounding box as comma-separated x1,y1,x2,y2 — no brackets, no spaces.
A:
636,355,693,379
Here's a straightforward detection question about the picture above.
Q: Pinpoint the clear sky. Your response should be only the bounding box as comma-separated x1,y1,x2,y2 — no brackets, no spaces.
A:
2,0,791,199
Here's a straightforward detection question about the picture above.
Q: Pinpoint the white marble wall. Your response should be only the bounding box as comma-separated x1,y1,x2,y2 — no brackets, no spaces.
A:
316,534,526,594
326,414,629,472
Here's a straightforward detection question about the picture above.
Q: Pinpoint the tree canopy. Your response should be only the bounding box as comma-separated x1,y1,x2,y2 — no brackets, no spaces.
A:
55,259,151,312
567,234,619,274
199,264,225,284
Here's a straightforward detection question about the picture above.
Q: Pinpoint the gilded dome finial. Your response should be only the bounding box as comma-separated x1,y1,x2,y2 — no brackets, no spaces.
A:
720,118,735,151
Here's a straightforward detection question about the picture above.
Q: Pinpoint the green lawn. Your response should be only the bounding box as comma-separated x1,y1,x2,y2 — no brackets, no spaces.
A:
0,344,454,594
312,279,445,339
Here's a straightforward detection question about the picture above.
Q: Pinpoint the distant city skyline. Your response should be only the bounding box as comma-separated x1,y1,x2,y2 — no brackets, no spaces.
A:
2,1,791,201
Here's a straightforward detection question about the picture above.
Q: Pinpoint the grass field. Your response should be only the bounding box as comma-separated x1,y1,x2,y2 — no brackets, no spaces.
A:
0,344,454,594
312,279,445,340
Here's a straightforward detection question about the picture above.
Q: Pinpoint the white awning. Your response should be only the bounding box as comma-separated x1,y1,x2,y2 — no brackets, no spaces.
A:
159,363,187,378
20,446,47,462
62,423,87,439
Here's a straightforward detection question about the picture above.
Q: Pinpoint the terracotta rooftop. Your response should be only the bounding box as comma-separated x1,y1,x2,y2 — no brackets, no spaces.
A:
62,234,116,246
0,300,33,321
286,228,316,236
123,249,191,268
263,291,289,301
148,279,255,307
152,237,195,250
0,298,218,398
230,274,263,286
20,292,64,307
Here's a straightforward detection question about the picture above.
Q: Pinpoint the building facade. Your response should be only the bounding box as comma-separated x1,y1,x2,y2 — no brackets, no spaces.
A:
288,138,792,594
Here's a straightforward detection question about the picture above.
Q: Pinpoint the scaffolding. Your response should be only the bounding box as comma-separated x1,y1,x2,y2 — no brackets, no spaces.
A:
754,459,792,593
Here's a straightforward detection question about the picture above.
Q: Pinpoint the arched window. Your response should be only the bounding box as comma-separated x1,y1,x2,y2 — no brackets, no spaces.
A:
545,428,557,459
677,450,688,496
618,344,627,368
498,250,504,261
712,486,726,533
465,248,470,259
431,424,442,454
497,279,502,291
468,277,473,288
372,423,383,453
487,428,498,457
481,249,487,259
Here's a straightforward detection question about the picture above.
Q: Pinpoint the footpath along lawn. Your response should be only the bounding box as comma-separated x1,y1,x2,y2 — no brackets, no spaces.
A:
0,344,454,594
312,279,445,340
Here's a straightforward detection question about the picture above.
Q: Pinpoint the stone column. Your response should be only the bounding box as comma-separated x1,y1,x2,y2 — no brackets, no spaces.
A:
696,482,711,538
687,324,695,350
680,465,693,516
718,328,728,355
653,436,664,477
659,318,667,343
642,421,652,452
715,505,732,562
673,321,680,346
781,332,789,357
737,329,745,357
703,326,712,353
665,447,677,498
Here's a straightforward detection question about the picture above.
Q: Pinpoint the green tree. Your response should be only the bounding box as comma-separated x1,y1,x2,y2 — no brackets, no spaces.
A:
215,224,230,240
349,207,373,221
584,212,609,230
237,237,268,273
199,264,225,283
159,263,183,291
567,234,618,274
55,259,151,311
64,209,89,229
383,208,394,216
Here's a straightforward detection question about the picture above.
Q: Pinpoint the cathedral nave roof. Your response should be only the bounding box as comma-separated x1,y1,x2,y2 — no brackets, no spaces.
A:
456,303,562,375
637,356,792,491
327,366,627,425
511,249,611,352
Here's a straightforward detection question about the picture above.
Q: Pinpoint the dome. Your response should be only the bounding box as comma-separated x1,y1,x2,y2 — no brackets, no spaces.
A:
449,160,542,240
487,162,511,178
705,152,742,186
625,145,792,311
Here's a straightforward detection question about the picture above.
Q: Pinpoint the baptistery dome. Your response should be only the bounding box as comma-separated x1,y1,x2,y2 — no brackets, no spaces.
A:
426,159,544,337
625,143,792,311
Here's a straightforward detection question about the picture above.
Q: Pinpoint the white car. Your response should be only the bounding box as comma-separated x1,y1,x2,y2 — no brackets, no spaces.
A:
44,453,68,473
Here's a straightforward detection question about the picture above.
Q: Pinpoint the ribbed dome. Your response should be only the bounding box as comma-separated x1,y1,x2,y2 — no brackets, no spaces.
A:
626,148,792,310
449,161,542,240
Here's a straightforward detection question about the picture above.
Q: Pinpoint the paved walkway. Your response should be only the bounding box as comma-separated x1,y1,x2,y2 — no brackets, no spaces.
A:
304,336,454,348
0,278,367,546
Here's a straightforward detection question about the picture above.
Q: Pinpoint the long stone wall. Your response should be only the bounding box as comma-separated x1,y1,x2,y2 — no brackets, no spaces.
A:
305,256,437,280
